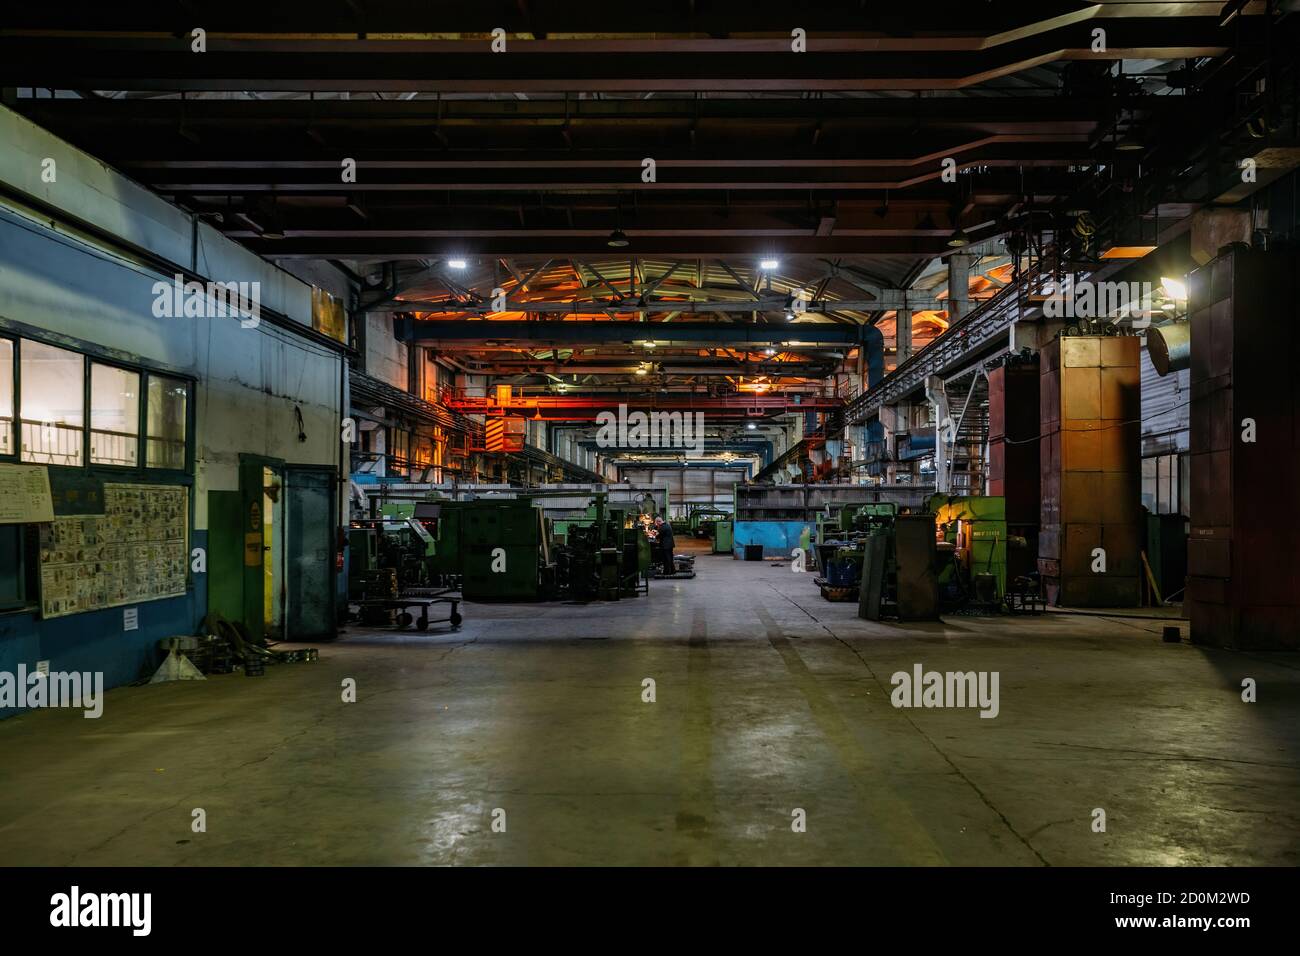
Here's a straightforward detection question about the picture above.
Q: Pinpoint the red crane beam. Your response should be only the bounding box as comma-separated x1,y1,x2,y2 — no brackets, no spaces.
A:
440,392,844,422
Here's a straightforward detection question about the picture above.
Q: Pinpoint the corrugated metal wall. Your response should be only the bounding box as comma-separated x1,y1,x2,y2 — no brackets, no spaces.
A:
620,466,743,514
1140,346,1190,457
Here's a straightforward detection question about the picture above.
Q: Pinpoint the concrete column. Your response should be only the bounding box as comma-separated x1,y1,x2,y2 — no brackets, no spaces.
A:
895,308,913,366
880,401,910,483
947,254,973,322
925,374,950,493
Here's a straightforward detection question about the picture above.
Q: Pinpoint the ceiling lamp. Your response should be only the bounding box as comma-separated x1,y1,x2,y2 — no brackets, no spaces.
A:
448,259,468,269
634,364,649,376
759,258,779,271
947,227,970,248
746,422,757,430
1160,276,1188,302
607,229,630,248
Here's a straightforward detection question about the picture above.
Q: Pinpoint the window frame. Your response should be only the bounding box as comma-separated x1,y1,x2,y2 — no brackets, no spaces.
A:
0,334,14,461
0,331,194,477
87,358,144,471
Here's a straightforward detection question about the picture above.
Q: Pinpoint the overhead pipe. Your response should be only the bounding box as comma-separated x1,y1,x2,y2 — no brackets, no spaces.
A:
1147,321,1191,376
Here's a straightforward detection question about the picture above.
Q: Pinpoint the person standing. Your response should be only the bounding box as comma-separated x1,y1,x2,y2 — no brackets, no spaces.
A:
653,516,676,576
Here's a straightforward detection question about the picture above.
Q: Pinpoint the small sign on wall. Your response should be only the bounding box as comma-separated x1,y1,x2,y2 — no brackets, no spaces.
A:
123,607,138,631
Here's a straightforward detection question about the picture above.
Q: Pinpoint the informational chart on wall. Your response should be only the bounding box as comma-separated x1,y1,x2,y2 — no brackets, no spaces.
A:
0,462,54,524
39,483,188,619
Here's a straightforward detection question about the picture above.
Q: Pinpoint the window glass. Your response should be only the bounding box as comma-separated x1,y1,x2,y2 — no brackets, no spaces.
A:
90,363,141,466
147,375,188,469
0,339,12,457
20,339,83,466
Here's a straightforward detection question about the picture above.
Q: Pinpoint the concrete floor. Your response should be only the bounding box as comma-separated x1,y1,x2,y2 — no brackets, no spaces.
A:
2,547,1298,866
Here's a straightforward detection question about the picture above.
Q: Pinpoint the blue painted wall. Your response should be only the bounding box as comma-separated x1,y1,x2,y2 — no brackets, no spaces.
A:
0,532,207,720
733,520,812,559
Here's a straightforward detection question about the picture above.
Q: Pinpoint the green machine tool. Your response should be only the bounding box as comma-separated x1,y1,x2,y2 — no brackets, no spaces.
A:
553,494,650,600
459,498,554,601
809,502,939,620
711,519,733,554
813,504,899,601
347,516,436,597
412,499,463,586
927,494,1010,612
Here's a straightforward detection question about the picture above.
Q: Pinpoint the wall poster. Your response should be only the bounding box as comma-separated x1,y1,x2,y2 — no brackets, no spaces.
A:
38,483,188,619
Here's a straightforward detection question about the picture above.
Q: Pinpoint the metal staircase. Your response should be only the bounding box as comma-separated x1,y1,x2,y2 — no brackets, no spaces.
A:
942,370,989,496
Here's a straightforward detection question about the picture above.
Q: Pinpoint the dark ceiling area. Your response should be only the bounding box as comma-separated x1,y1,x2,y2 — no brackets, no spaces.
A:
2,2,1296,392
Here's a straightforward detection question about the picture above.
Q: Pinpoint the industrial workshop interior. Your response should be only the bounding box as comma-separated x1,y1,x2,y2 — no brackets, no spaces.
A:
0,0,1298,918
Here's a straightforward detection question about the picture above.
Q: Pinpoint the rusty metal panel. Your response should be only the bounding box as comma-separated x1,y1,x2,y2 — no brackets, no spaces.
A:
1100,363,1141,421
1190,305,1214,385
987,366,1007,440
1040,359,1060,426
1188,535,1230,578
1188,247,1300,649
1061,427,1100,474
1100,422,1139,472
1040,337,1061,373
1062,367,1101,420
1061,336,1100,368
1039,334,1143,606
1208,299,1234,381
1100,336,1138,368
1100,523,1143,575
1189,449,1231,527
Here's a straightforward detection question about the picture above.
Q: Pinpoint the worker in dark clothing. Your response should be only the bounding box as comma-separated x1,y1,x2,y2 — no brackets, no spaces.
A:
653,516,676,576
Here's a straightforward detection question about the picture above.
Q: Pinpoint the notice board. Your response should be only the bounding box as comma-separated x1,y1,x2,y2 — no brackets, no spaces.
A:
0,463,54,524
38,483,188,619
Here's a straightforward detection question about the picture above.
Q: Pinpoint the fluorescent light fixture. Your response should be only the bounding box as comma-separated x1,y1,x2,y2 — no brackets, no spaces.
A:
643,341,656,348
1160,277,1188,301
759,258,779,271
1100,245,1157,259
448,259,468,269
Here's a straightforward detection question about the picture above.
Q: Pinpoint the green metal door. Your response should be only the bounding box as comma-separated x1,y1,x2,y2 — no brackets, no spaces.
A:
285,466,337,641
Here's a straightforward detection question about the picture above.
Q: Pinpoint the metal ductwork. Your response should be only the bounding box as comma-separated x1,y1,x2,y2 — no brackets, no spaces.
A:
1147,321,1191,376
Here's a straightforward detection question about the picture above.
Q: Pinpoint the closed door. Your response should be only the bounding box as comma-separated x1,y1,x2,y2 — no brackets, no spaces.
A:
284,466,337,641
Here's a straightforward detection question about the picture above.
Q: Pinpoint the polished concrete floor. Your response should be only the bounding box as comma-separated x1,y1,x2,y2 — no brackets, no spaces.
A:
2,547,1298,867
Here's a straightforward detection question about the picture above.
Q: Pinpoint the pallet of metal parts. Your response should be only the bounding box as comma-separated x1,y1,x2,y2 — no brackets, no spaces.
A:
815,579,859,602
190,634,235,675
243,656,265,677
271,648,320,663
1004,575,1046,615
651,553,696,579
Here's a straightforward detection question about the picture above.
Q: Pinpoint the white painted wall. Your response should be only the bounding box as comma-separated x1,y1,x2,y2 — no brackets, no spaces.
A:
364,312,408,389
0,105,345,529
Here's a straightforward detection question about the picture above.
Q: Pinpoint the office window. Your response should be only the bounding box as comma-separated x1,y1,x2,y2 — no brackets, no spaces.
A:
394,428,411,474
0,339,12,457
20,339,84,466
90,363,141,466
147,374,188,469
1141,453,1181,515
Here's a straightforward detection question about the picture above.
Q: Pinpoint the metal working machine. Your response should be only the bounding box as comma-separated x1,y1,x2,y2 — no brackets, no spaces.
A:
810,502,941,621
928,494,1011,613
459,497,555,601
552,494,651,599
